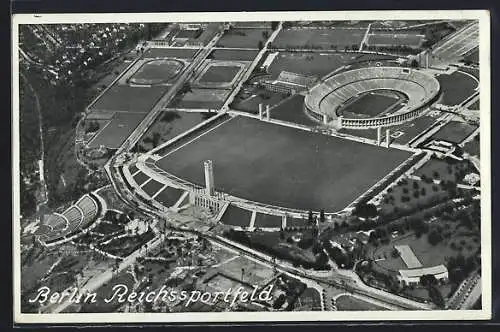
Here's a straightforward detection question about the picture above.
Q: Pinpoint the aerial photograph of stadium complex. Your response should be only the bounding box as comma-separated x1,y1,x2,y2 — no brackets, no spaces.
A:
14,12,487,320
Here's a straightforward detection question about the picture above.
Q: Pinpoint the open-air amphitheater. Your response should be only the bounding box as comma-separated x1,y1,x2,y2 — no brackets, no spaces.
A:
32,194,103,244
304,67,440,129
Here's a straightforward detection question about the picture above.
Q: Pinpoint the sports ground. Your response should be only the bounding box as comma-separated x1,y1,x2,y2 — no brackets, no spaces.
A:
216,28,272,48
198,65,242,84
128,59,184,85
266,52,356,79
338,91,403,118
273,28,366,49
155,116,411,212
88,112,146,149
367,33,424,47
89,85,168,113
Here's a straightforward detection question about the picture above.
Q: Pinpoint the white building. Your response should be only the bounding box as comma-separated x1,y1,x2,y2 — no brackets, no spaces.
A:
397,264,449,285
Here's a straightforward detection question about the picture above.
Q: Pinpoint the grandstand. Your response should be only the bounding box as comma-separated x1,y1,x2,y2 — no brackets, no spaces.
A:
304,67,440,129
260,70,318,94
35,194,101,244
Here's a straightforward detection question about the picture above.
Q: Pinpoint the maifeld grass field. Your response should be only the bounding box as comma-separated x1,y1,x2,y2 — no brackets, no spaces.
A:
156,116,411,212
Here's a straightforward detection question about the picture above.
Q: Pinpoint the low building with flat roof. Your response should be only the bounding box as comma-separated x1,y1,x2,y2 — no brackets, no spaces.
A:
397,264,449,285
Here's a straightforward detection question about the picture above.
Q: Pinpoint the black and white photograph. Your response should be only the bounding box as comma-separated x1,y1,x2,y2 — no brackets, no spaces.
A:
12,10,491,323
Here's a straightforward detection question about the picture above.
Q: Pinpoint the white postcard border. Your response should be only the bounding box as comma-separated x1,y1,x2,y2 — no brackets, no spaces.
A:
12,9,492,323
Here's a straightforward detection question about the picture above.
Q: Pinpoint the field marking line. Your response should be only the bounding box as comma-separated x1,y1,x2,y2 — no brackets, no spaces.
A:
173,191,189,209
85,116,114,148
159,115,234,159
152,183,168,199
139,177,153,188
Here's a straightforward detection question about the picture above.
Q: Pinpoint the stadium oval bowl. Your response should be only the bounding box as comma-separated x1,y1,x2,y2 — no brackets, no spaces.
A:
304,66,440,129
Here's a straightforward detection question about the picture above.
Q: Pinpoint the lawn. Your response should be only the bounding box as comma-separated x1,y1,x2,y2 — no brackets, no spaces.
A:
430,121,478,144
220,204,252,227
154,186,184,207
143,47,200,59
335,295,387,311
231,87,288,114
267,52,355,79
339,115,438,145
132,171,150,186
273,28,365,49
254,213,283,228
169,88,229,110
367,33,424,47
210,49,259,61
339,91,402,118
136,111,209,151
436,71,478,106
415,157,471,183
379,177,449,216
128,59,185,85
156,116,411,212
294,287,322,311
198,65,242,84
271,95,317,127
141,178,165,197
464,135,480,157
88,112,146,149
217,28,272,48
90,85,168,113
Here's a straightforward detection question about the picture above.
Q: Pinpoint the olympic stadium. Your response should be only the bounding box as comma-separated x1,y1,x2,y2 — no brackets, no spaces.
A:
304,67,441,129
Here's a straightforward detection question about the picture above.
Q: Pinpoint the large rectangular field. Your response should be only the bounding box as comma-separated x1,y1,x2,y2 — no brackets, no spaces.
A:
169,88,229,109
430,121,478,144
88,112,146,149
267,52,355,79
367,33,424,47
273,28,365,49
217,28,272,48
156,116,411,212
210,49,259,61
90,85,168,113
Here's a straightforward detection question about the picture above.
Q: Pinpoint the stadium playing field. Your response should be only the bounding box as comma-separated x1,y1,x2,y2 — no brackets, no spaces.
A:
88,112,146,149
90,85,168,113
156,116,411,212
128,59,184,85
273,28,365,49
337,91,402,118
